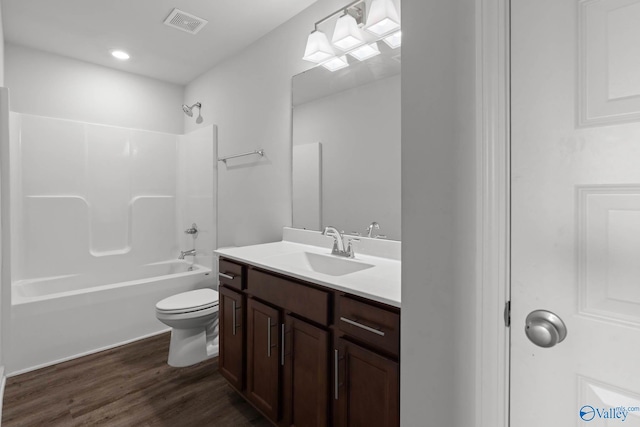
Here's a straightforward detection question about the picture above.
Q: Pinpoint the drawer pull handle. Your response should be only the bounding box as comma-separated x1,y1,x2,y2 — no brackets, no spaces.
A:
340,316,385,337
232,300,237,336
281,324,285,366
267,317,272,357
334,349,339,400
219,272,235,280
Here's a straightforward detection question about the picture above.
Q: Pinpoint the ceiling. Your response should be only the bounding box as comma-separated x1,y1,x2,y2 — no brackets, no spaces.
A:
1,0,317,85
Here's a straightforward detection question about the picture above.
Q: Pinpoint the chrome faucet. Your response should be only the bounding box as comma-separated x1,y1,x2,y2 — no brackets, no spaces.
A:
178,249,196,260
366,222,380,238
323,226,345,252
323,226,358,258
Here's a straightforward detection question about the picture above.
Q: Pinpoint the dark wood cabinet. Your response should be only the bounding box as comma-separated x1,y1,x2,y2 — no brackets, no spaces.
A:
219,285,245,391
217,257,400,427
247,298,281,422
282,314,329,427
334,337,399,427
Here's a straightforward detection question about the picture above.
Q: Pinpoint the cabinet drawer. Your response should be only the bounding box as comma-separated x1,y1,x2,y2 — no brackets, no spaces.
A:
336,295,400,357
219,258,245,290
248,269,330,326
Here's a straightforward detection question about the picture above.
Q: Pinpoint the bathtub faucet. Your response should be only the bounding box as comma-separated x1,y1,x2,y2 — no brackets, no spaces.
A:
178,249,196,260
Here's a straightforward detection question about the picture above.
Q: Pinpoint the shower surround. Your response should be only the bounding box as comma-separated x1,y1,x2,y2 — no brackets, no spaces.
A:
5,113,216,374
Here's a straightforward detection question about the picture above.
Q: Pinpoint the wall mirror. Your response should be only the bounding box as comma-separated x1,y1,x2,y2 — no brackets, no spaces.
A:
291,44,401,240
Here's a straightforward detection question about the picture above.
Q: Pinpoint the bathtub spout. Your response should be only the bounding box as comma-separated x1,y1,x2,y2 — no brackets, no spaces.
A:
178,249,196,260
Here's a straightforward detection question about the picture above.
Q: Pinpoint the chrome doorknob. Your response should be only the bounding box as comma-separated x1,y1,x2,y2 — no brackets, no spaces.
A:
525,310,567,348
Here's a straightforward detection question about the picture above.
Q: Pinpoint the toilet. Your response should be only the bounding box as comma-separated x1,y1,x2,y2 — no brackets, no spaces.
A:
155,288,219,367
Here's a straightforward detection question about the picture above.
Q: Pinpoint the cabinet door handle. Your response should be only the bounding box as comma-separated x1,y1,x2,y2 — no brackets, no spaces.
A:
232,300,237,336
334,349,339,400
267,317,272,357
340,316,385,336
219,272,235,280
281,324,285,366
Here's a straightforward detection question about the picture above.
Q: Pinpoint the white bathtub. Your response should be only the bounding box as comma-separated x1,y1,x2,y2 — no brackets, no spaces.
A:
7,260,215,375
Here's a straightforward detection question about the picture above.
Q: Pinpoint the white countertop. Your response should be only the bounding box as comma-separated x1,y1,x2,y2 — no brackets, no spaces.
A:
214,237,401,308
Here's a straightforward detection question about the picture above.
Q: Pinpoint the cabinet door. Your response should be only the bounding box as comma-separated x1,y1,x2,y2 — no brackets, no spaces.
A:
219,285,245,391
283,314,329,427
247,298,281,422
335,337,399,427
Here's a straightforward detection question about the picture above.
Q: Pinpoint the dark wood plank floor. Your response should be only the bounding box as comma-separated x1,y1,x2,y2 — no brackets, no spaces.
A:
2,332,271,427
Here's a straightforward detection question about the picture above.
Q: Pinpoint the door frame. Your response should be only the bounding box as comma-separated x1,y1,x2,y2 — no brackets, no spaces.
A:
476,0,510,426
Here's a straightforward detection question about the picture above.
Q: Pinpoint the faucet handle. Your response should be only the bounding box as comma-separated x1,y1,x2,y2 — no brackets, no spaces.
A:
184,223,198,235
346,238,359,258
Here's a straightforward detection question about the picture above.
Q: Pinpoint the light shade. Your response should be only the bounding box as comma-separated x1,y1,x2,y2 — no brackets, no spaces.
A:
332,13,365,51
365,0,401,36
348,42,381,61
321,55,349,72
382,31,402,49
303,30,335,63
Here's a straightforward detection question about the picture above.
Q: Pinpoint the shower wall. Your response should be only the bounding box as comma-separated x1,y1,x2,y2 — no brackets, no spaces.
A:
177,125,217,272
9,113,216,286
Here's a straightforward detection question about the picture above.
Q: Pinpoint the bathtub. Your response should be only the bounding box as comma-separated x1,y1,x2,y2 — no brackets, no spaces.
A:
7,260,215,375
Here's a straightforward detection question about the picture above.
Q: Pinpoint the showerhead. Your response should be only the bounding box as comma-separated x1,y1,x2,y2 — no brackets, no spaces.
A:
182,102,201,118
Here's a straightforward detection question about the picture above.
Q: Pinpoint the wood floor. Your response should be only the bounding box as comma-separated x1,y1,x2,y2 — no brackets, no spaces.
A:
2,333,271,427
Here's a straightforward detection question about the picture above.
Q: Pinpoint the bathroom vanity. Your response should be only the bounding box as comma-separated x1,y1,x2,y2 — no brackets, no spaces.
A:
215,229,400,427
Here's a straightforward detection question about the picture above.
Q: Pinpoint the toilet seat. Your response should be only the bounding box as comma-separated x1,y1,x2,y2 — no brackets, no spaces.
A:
156,288,219,315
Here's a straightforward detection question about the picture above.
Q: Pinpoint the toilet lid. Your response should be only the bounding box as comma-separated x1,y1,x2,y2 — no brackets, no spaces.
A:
156,288,219,313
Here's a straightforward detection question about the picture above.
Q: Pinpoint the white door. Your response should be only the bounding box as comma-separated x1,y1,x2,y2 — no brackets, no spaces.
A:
511,0,640,425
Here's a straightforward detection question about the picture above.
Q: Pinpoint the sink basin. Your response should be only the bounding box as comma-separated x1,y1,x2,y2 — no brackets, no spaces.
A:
266,251,374,277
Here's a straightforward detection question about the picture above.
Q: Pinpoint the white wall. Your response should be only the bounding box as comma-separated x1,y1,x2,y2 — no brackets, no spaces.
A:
0,1,6,375
5,43,184,134
184,0,349,248
0,2,5,86
401,0,478,426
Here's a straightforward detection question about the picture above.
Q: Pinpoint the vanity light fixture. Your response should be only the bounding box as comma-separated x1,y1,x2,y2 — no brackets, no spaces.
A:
322,55,350,72
382,30,402,49
303,30,335,63
365,0,401,36
302,0,400,71
332,13,365,51
348,42,381,61
303,0,365,67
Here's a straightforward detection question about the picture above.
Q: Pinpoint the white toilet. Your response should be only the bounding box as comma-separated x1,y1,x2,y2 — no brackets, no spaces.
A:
155,288,219,367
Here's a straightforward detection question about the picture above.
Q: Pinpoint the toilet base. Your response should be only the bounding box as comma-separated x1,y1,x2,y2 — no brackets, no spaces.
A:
168,329,208,367
166,319,219,367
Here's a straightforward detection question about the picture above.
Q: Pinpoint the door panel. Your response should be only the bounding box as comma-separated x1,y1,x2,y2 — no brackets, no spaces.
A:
246,298,281,421
283,314,329,427
219,285,245,391
511,0,640,425
334,338,399,427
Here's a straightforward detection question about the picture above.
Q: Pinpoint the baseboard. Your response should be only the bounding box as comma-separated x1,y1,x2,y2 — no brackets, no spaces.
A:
6,329,170,378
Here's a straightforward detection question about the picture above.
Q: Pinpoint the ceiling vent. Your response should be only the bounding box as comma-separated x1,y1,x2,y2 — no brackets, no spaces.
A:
163,8,208,35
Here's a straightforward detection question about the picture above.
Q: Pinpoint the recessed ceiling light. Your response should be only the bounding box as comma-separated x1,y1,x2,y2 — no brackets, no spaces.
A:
111,50,130,60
